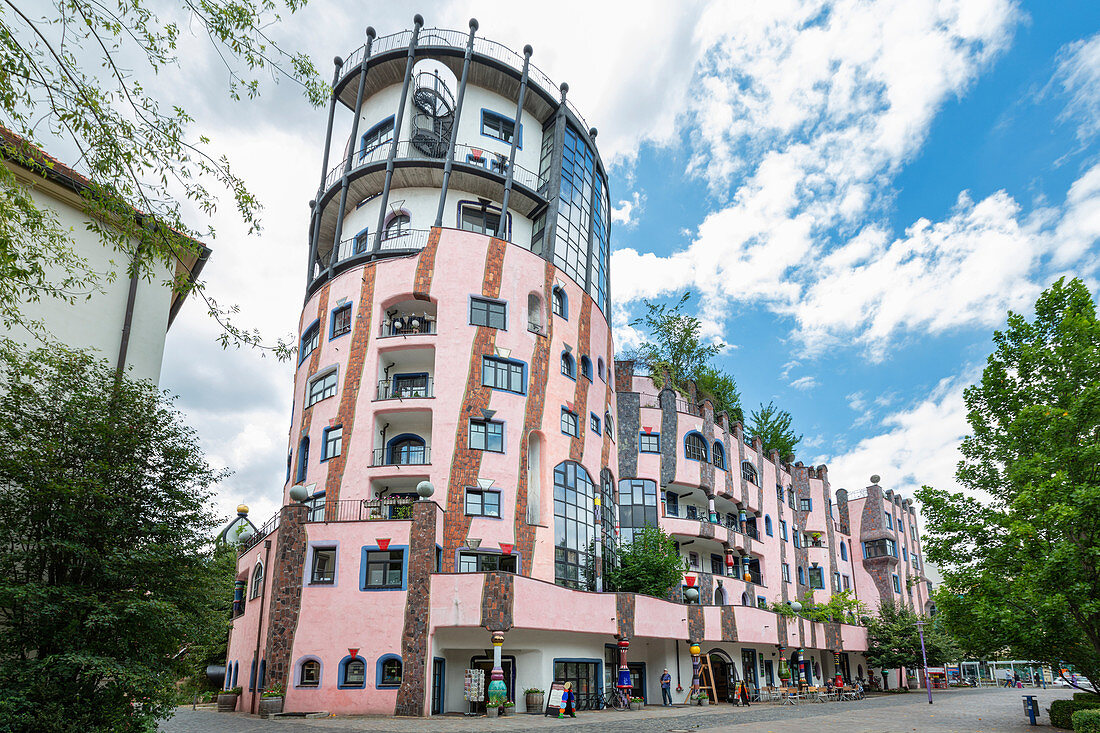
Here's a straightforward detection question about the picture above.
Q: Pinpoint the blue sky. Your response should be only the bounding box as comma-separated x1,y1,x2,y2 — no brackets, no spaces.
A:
141,0,1100,523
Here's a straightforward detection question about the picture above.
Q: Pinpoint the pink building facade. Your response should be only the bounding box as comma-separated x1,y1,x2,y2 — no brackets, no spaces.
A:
224,17,929,716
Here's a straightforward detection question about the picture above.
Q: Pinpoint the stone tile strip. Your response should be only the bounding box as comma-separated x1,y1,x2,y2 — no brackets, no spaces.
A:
395,501,439,716
568,296,593,462
687,604,705,642
615,592,635,639
412,227,442,298
479,571,515,631
262,503,310,691
295,282,332,468
720,604,739,642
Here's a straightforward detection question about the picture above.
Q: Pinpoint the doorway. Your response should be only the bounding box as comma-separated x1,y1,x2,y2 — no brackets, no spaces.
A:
431,658,445,715
628,663,646,702
741,649,758,693
764,659,775,687
469,655,515,713
707,651,737,703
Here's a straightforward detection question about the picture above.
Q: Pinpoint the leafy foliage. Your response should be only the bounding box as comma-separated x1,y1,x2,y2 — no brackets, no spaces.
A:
606,524,685,599
694,365,743,423
748,400,802,459
1051,700,1100,730
0,346,228,731
865,600,958,681
0,0,325,357
916,278,1100,695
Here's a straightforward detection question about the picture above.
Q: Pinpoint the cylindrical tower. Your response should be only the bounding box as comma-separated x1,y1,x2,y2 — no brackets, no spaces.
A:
227,17,616,717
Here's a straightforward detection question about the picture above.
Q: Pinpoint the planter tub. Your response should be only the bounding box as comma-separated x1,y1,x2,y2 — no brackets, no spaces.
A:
525,692,544,713
258,696,284,717
502,706,516,716
486,705,499,718
216,693,238,712
631,701,644,711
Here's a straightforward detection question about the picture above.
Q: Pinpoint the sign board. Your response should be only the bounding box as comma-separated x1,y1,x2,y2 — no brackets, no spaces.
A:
464,668,485,703
927,666,946,675
544,681,567,716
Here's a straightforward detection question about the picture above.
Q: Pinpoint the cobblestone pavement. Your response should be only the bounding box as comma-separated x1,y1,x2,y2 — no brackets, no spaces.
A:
161,687,1073,732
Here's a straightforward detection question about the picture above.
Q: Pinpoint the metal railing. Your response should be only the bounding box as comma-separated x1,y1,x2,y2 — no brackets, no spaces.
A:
338,27,591,132
377,377,434,400
305,497,415,522
379,316,437,337
640,397,704,416
313,229,433,280
371,446,431,466
238,511,280,554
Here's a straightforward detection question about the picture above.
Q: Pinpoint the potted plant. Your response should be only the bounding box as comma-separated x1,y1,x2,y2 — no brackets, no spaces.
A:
258,683,284,717
486,703,499,718
524,687,544,713
502,700,516,716
216,687,241,712
630,696,644,711
695,691,708,706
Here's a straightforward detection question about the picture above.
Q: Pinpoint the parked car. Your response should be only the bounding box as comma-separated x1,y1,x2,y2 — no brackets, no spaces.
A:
1053,676,1092,688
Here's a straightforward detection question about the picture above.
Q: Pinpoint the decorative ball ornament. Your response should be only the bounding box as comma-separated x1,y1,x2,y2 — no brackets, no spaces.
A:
289,485,310,503
409,317,420,329
870,474,881,484
743,571,753,583
416,480,435,498
689,643,701,656
236,504,249,516
790,601,803,612
684,587,700,603
491,631,505,647
393,318,405,330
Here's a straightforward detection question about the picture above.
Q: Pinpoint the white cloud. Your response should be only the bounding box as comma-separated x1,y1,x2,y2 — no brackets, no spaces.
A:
1054,32,1100,142
611,191,646,229
789,375,818,391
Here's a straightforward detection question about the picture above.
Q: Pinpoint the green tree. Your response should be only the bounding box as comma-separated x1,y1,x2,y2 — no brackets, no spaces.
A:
176,543,238,700
865,600,957,688
0,1,325,356
0,346,228,731
694,365,743,422
606,524,685,599
916,277,1100,694
748,400,802,459
630,292,722,390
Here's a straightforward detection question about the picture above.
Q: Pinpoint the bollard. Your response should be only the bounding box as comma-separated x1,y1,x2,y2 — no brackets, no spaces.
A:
1022,695,1039,726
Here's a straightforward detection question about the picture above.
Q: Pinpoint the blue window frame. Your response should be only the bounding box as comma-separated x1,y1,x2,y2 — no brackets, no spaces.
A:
712,441,726,469
299,320,319,364
560,351,575,379
840,542,848,561
590,412,601,434
684,432,708,462
352,227,370,254
797,566,806,585
579,355,592,380
376,654,403,688
386,434,426,465
482,356,526,394
469,419,504,452
560,409,579,437
480,109,521,147
741,461,758,484
330,304,352,339
892,574,902,593
295,437,309,483
664,491,679,517
764,515,773,536
800,497,813,511
885,512,893,529
639,432,660,453
552,286,568,319
360,545,407,591
338,655,367,689
321,426,342,461
360,116,395,159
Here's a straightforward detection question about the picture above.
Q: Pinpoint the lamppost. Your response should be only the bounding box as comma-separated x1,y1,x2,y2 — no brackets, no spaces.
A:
915,616,933,705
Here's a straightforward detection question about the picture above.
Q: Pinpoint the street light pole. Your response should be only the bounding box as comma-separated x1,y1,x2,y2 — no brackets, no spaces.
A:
916,617,933,705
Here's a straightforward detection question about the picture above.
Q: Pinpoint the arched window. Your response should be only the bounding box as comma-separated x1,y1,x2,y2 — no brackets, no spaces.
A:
604,410,613,437
712,441,726,469
684,433,708,462
295,437,309,483
527,293,543,333
249,561,264,599
597,357,605,381
297,658,321,688
741,592,751,606
840,542,848,561
741,461,758,485
560,351,575,379
553,461,597,589
232,661,239,688
258,659,266,690
579,355,592,380
764,515,773,536
377,655,403,688
249,658,258,691
383,213,410,240
387,434,426,465
339,655,366,688
552,287,568,318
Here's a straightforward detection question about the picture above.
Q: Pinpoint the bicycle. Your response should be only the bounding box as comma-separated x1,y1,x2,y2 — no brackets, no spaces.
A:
589,687,631,710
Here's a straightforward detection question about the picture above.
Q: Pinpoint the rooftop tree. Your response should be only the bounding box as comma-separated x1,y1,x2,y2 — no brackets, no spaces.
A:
748,400,802,460
916,277,1100,694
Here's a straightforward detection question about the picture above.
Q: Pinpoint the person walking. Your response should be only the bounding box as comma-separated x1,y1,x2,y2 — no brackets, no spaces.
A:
558,682,576,718
1002,669,1013,687
661,669,673,706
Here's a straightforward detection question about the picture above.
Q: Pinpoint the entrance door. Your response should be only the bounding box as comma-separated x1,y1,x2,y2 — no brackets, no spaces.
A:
628,663,646,702
764,659,775,687
708,655,731,703
431,658,444,714
554,661,600,710
741,649,758,694
470,657,513,712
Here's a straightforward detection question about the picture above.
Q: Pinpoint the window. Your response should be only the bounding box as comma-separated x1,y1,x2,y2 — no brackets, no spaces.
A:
299,659,321,687
482,356,525,394
639,432,660,453
389,373,429,398
481,109,519,145
781,563,791,582
469,297,506,329
553,461,597,589
793,531,802,549
552,286,568,318
664,491,679,517
684,433,708,461
895,515,901,531
364,549,404,589
840,542,848,561
387,435,426,465
340,657,366,688
299,322,319,364
590,412,601,433
597,357,605,380
712,441,726,469
688,551,700,569
378,656,402,687
833,571,842,592
780,520,788,541
250,562,264,599
560,351,575,379
902,547,909,562
912,554,920,570
842,574,850,590
306,492,326,522
331,304,352,338
307,371,338,407
527,293,543,333
469,419,504,452
579,355,592,380
383,213,410,240
686,504,698,520
741,461,758,484
353,228,370,254
360,116,394,158
560,409,579,437
885,512,893,530
911,523,918,542
892,574,902,594
764,515,773,536
604,411,614,438
776,485,784,503
310,547,336,584
799,498,812,512
295,437,309,483
464,488,501,517
862,538,898,559
322,426,342,461
797,566,806,585
711,554,724,575
788,490,795,509
459,204,506,238
459,551,517,572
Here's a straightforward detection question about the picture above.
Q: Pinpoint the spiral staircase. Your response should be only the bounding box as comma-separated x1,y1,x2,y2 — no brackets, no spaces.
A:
411,71,454,158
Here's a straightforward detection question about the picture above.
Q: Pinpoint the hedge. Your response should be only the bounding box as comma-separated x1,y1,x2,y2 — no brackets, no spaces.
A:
1051,699,1100,729
1072,709,1100,733
1076,693,1100,703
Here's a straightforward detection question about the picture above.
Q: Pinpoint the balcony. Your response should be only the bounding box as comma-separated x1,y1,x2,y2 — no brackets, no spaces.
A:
377,376,434,400
311,228,434,282
305,497,415,522
371,445,431,467
380,300,438,338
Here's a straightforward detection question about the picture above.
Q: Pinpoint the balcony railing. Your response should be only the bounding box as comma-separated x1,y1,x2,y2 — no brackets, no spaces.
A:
313,228,434,280
640,397,703,416
237,511,279,554
371,446,431,467
338,27,591,132
306,497,415,522
379,316,437,337
376,377,434,400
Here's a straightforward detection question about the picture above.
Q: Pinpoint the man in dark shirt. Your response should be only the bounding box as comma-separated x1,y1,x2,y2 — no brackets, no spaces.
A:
661,669,673,706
